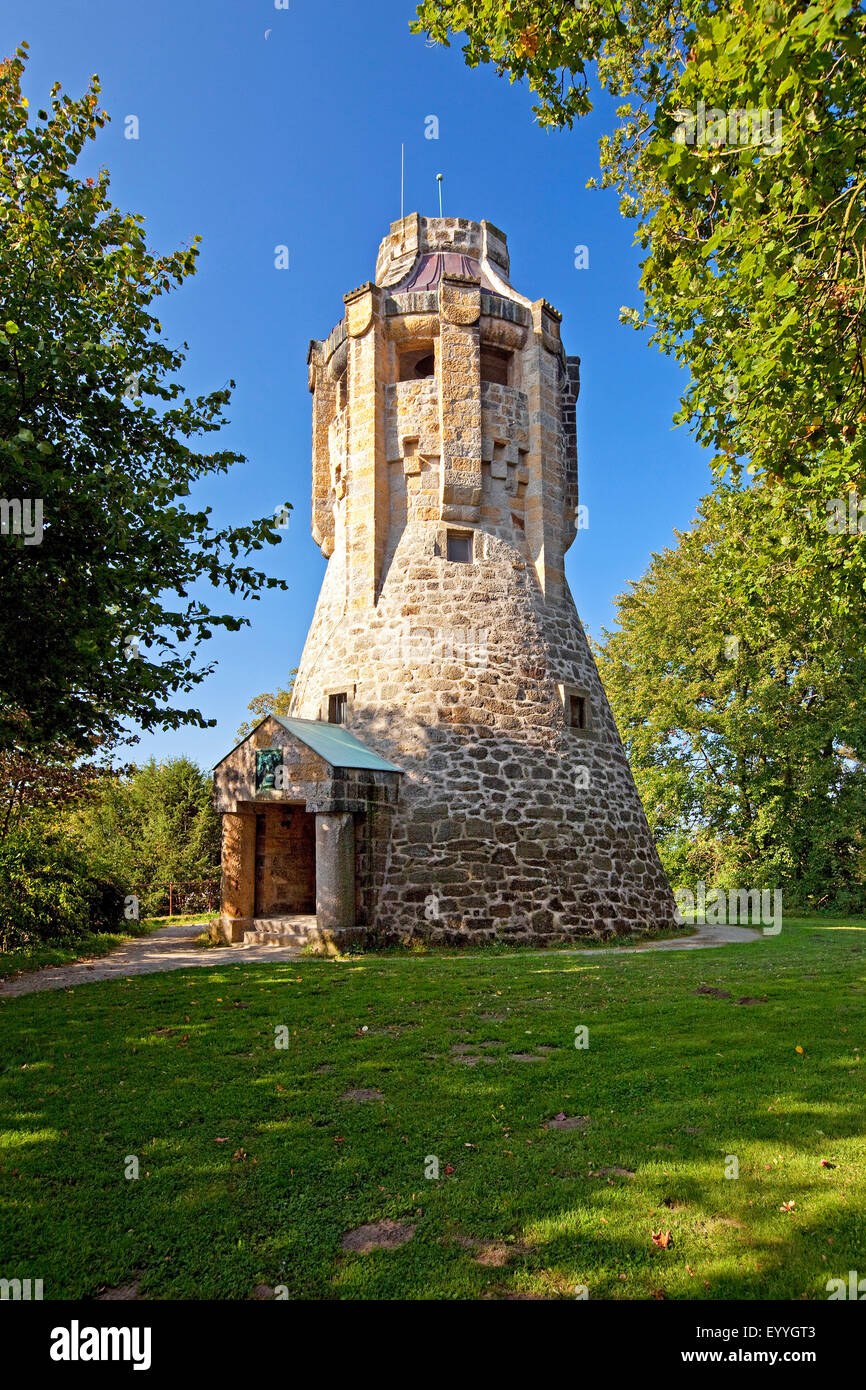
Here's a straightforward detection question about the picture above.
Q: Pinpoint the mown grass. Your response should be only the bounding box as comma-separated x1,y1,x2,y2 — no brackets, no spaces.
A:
0,916,863,1300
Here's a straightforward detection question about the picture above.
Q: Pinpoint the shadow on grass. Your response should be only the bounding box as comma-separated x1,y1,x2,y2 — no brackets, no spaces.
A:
0,917,863,1299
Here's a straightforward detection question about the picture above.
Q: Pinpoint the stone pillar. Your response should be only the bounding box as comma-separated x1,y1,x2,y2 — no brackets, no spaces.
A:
525,299,567,601
438,274,482,524
344,282,387,610
216,811,256,943
315,812,356,942
308,338,337,558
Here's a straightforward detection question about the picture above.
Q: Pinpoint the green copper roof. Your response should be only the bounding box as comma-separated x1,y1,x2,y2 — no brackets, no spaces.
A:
271,717,402,773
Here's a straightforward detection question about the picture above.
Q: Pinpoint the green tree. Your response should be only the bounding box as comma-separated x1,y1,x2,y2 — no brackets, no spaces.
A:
236,675,296,742
413,1,866,603
0,46,289,757
595,482,866,907
68,756,220,914
0,745,122,837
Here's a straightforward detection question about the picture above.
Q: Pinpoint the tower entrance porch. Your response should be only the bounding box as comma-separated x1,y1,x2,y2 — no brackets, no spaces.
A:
212,715,402,949
254,804,316,917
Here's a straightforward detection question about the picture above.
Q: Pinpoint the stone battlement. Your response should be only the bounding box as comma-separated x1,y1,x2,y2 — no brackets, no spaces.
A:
375,214,510,286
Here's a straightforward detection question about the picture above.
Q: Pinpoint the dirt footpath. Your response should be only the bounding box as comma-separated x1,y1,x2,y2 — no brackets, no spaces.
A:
0,923,304,998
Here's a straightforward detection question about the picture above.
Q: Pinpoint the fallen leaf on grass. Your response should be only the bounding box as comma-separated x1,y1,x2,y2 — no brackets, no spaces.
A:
652,1230,673,1249
780,1200,796,1212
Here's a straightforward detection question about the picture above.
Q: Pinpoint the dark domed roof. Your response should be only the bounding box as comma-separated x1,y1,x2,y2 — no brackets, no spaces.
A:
391,251,502,294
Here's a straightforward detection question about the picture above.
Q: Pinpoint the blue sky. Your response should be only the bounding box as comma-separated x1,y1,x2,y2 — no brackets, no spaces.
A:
6,0,710,769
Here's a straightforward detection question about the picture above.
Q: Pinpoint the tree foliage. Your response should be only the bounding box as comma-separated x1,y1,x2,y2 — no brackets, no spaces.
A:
235,675,296,742
67,757,220,915
413,1,866,605
595,482,866,906
414,1,866,899
0,46,288,756
0,745,124,837
0,822,125,951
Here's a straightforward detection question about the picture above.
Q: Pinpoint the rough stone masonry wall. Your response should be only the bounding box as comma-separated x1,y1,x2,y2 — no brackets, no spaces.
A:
290,523,676,944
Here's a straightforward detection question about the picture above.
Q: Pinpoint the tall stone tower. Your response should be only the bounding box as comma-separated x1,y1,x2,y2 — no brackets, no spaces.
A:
285,214,676,943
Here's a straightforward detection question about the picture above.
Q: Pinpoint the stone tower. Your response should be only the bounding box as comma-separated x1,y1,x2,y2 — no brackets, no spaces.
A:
279,213,676,944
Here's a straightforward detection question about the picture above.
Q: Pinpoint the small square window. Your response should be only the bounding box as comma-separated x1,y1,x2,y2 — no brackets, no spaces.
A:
568,694,587,730
447,531,473,564
328,692,347,725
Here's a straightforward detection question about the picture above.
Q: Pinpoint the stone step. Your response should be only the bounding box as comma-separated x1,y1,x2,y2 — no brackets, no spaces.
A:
250,916,316,931
236,915,318,950
242,930,309,947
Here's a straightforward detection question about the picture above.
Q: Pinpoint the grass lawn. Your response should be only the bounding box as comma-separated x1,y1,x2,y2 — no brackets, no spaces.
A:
0,915,863,1300
0,915,217,981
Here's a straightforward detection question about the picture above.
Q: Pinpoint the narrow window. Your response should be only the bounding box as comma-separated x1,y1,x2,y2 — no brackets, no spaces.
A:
328,692,347,725
568,694,587,730
446,530,473,564
480,345,511,386
398,346,435,381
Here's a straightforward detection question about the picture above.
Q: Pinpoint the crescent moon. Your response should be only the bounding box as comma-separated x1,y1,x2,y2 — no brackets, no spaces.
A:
265,28,272,39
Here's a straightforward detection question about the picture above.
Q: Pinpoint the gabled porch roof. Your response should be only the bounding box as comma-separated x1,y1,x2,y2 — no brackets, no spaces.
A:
213,715,402,775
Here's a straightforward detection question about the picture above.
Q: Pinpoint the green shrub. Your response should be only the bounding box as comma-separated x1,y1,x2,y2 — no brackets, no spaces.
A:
85,878,129,935
0,827,125,952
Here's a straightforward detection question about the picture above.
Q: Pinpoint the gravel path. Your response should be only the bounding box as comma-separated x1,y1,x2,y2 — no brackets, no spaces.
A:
0,923,304,999
571,921,766,955
0,918,764,1000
